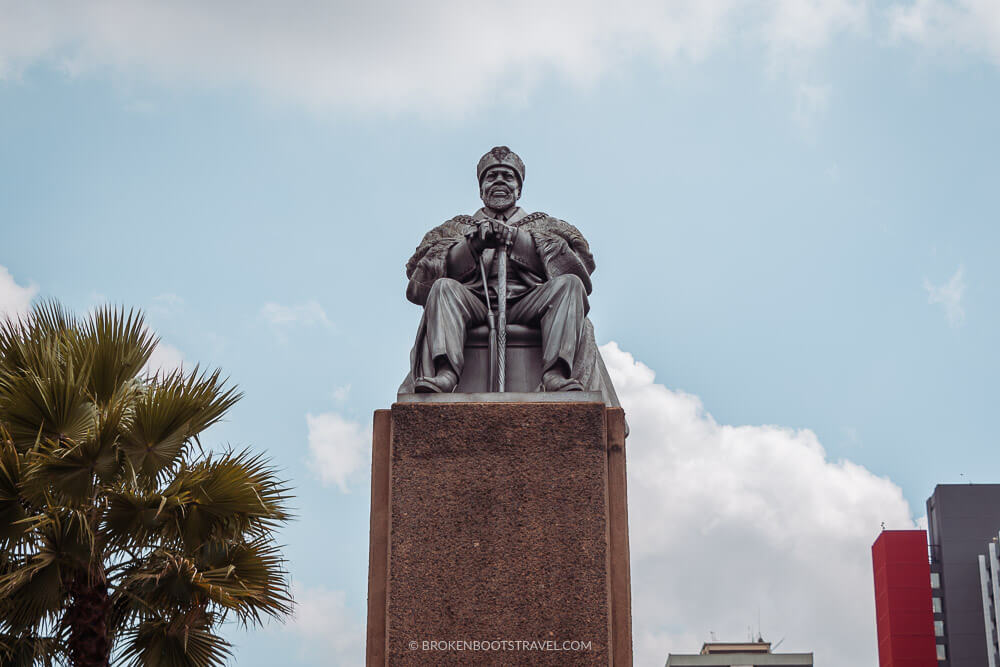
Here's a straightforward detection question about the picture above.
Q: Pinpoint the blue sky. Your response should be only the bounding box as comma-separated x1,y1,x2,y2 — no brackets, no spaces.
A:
1,1,998,664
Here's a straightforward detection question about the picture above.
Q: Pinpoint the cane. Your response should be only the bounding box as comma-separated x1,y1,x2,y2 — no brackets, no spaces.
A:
496,233,510,392
478,255,497,391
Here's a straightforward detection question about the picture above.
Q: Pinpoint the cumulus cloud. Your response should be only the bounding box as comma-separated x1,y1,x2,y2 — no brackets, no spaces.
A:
306,412,369,493
601,342,915,665
924,264,966,327
0,265,38,320
282,585,364,665
0,0,870,113
142,340,186,376
889,0,1000,64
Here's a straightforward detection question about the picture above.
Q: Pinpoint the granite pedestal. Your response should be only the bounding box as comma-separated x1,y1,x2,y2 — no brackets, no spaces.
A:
366,395,632,666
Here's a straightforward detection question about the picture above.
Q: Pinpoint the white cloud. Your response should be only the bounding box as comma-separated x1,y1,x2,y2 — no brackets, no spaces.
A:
889,0,1000,64
0,0,870,113
765,0,869,54
0,265,38,320
282,585,364,666
142,340,186,376
260,301,333,330
601,342,915,665
924,264,965,327
306,412,369,493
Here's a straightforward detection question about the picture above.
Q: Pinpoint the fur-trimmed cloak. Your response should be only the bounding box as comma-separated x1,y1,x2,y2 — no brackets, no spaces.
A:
399,208,621,408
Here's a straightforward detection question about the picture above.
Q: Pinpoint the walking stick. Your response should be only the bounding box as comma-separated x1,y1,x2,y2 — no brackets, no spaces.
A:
496,235,510,392
478,255,497,391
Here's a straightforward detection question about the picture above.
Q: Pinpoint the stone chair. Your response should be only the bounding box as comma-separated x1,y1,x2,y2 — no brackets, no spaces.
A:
454,324,543,393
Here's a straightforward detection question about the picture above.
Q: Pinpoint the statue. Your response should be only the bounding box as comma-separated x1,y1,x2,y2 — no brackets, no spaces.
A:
399,146,619,405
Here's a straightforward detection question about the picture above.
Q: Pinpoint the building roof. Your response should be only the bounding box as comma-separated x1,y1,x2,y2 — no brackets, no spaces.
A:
702,641,771,654
665,654,814,667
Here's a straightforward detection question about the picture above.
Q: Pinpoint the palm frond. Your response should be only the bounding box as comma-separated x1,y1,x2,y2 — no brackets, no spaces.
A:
120,368,241,483
119,611,232,667
148,449,290,552
23,301,77,341
21,438,100,505
0,301,76,374
0,436,30,549
0,551,64,631
76,306,156,407
197,536,292,625
39,509,99,572
103,487,167,550
0,339,96,451
119,552,216,610
0,631,63,667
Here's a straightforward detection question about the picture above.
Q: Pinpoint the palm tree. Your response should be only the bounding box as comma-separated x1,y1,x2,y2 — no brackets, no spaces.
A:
0,303,292,666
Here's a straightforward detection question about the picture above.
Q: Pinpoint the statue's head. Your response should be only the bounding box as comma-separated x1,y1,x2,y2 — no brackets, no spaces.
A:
477,146,524,211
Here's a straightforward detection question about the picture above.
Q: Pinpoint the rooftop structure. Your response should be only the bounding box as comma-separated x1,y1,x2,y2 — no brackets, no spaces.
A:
666,640,813,666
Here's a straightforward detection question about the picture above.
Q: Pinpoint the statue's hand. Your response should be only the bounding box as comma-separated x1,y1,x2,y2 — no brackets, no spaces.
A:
492,221,516,247
466,220,495,254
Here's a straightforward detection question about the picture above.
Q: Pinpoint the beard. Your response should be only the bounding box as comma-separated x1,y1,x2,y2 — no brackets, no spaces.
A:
482,185,517,211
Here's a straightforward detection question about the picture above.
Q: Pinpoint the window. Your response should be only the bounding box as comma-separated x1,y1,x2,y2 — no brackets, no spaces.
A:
931,572,941,588
933,597,942,613
934,620,944,636
937,644,946,660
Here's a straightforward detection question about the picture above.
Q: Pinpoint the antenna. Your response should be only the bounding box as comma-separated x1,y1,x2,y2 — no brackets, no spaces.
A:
773,635,786,650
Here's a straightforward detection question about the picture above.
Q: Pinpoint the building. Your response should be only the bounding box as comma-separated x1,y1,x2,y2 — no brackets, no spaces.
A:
871,529,938,666
665,641,813,666
976,532,1000,666
926,484,1000,666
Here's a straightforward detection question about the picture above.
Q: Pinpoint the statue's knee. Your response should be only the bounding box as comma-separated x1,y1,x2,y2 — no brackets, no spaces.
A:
428,278,462,301
550,274,585,295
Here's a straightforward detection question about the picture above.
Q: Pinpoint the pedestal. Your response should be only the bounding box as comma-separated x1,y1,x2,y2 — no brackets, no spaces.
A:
366,395,632,666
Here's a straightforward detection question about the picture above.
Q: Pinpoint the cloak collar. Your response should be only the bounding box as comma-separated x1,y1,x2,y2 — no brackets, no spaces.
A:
472,206,528,225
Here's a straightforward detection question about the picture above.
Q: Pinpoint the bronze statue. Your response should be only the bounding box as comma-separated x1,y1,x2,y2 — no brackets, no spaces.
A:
399,146,619,404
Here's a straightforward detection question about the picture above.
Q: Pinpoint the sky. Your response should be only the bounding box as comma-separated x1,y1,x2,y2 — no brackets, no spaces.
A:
1,0,998,664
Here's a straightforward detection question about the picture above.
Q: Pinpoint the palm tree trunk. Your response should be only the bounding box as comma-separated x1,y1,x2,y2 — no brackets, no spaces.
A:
66,574,111,667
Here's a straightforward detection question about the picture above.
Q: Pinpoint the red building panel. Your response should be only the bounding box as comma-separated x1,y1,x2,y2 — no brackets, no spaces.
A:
872,530,938,667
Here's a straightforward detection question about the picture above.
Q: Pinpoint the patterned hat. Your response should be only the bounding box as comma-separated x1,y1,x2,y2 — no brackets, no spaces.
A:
477,146,525,185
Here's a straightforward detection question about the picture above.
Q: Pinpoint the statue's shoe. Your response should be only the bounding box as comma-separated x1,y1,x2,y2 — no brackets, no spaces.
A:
542,369,584,392
414,369,458,393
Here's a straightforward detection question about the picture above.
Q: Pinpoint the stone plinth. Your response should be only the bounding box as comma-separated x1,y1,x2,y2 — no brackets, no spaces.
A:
366,397,632,666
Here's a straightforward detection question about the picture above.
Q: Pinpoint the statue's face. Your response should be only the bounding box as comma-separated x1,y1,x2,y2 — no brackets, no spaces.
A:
479,166,521,211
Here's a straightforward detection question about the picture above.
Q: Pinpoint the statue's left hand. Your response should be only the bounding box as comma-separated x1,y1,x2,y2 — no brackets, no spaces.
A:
491,220,516,247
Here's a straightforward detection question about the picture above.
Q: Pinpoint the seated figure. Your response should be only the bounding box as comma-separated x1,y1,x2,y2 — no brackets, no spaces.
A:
399,146,619,406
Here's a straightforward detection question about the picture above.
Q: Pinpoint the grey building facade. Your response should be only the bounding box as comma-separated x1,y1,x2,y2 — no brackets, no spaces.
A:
927,484,1000,666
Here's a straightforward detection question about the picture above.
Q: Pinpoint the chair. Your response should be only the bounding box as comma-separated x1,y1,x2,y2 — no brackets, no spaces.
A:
455,324,543,393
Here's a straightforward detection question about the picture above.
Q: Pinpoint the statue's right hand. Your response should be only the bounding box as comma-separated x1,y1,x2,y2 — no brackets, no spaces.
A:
466,220,495,254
